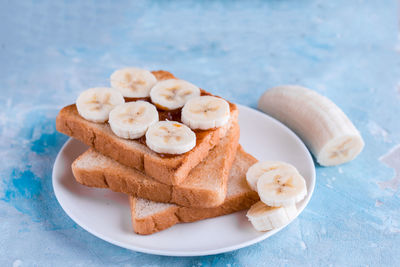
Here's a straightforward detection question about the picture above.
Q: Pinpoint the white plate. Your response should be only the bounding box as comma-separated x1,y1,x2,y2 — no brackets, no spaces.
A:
52,104,315,256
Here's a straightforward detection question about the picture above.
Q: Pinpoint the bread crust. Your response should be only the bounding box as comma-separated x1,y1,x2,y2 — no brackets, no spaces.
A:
57,70,238,185
130,147,260,235
130,198,180,235
72,122,240,208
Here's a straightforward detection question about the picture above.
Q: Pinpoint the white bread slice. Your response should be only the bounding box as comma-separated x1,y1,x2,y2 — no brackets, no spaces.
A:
57,70,239,185
130,146,259,235
72,122,240,208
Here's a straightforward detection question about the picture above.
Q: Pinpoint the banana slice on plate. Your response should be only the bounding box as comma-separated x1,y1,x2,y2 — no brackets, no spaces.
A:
181,96,230,130
150,79,200,110
246,201,297,231
109,101,159,139
246,161,299,191
110,67,157,98
257,169,307,207
76,87,125,123
145,121,196,154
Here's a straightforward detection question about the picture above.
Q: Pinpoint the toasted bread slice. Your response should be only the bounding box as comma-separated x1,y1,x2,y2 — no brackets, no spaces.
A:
130,146,259,235
71,122,240,208
57,70,238,185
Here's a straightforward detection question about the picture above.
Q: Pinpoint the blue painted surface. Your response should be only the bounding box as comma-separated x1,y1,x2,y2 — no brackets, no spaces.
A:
1,0,399,266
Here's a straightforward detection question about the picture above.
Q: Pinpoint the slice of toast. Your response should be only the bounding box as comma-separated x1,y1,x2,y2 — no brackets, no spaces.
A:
71,122,240,208
57,70,239,185
129,146,259,235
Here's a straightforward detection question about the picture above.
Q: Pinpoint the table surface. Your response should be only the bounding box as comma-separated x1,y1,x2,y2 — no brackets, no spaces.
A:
1,1,399,266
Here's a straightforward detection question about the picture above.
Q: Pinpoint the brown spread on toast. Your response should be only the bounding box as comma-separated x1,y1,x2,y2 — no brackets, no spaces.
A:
118,73,232,157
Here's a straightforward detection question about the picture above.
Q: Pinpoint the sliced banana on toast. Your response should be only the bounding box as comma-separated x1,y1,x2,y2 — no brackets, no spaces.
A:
76,87,125,123
110,67,157,98
150,79,200,110
246,201,297,231
109,101,159,139
246,161,299,191
182,96,230,130
257,168,307,207
146,121,196,155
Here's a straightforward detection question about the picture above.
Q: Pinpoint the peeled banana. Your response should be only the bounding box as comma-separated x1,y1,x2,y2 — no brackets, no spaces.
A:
258,85,364,166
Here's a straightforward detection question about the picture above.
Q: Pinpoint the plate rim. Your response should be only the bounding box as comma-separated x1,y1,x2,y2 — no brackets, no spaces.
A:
52,104,316,257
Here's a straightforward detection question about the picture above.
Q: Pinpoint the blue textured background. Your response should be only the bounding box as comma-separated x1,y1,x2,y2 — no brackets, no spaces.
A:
1,0,400,266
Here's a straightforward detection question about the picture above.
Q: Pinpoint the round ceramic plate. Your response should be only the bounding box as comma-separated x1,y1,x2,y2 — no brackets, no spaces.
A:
52,104,315,256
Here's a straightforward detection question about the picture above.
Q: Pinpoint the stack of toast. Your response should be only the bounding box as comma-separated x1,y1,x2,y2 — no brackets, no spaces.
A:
56,70,259,235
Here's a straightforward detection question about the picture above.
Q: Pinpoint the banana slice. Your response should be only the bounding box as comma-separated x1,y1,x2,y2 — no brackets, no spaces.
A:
110,67,157,98
181,96,230,130
150,79,200,110
246,201,297,231
257,169,307,207
258,85,364,166
145,121,196,154
76,87,125,123
108,101,159,139
246,161,299,191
